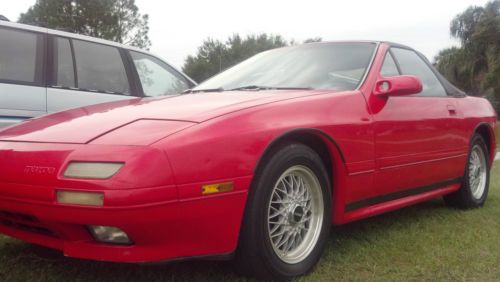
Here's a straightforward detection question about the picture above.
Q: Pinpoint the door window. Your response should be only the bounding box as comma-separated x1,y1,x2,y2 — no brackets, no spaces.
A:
0,27,43,84
391,48,447,97
380,52,400,77
72,40,130,95
130,51,190,96
53,37,75,88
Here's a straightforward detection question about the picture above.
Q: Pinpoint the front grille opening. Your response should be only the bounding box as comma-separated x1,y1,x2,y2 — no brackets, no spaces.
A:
0,210,39,223
0,210,57,237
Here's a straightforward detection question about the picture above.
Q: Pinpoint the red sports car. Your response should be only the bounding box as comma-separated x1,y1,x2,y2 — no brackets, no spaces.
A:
0,41,496,280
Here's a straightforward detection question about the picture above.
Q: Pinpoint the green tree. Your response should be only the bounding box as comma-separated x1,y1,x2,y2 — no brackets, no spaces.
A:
19,0,150,49
435,0,499,101
182,34,288,82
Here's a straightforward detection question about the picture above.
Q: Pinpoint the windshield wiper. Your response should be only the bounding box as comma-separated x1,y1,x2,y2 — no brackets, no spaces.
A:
183,87,224,94
228,85,313,91
183,85,313,94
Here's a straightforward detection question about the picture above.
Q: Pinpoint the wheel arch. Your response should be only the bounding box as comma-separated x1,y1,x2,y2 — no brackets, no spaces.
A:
473,122,496,166
253,128,345,196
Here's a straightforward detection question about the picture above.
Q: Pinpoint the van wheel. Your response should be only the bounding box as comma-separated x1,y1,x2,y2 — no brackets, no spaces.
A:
236,143,331,280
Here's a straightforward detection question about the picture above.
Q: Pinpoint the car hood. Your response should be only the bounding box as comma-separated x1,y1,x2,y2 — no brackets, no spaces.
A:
0,90,330,144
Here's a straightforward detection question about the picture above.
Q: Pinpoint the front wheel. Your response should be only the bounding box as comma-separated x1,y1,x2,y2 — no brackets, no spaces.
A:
236,143,331,280
444,134,490,208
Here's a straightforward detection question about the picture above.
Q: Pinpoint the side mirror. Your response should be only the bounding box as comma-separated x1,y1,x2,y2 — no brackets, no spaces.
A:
374,75,423,97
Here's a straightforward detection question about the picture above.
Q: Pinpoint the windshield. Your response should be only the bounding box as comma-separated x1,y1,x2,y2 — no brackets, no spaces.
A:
194,42,376,91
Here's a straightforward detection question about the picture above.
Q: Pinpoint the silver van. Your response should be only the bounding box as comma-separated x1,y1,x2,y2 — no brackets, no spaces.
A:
0,20,196,129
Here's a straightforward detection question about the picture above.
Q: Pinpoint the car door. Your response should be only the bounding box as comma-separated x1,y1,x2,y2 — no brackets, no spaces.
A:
0,26,46,128
371,47,465,199
46,36,135,113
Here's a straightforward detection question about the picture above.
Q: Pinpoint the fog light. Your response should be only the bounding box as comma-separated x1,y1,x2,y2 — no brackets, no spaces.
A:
64,162,124,179
88,225,132,245
57,190,104,206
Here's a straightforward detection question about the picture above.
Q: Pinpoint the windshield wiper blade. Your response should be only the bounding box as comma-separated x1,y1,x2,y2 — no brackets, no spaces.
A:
183,87,224,94
228,85,313,91
184,86,313,93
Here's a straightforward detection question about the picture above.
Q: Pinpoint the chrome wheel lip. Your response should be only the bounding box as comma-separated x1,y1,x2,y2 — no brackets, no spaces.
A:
469,144,487,200
267,165,324,264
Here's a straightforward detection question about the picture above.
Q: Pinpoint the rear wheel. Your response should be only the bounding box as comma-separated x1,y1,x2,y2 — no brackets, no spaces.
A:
236,143,331,280
444,134,490,208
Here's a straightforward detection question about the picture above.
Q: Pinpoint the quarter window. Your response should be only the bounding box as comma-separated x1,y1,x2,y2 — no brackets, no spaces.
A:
391,48,447,97
130,51,190,96
0,27,43,84
72,40,130,95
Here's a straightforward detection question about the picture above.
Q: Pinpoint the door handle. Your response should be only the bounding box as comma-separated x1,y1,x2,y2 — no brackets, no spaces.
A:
447,105,457,115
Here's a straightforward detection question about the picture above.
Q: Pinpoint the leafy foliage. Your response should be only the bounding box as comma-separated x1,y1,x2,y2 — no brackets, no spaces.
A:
435,0,500,104
19,0,150,49
182,34,289,83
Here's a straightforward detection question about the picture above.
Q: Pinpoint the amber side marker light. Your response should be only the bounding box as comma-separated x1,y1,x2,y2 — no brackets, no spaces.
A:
57,190,104,206
202,182,234,195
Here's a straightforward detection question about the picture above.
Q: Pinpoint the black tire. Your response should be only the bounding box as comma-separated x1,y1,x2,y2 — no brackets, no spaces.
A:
235,143,332,281
444,134,490,209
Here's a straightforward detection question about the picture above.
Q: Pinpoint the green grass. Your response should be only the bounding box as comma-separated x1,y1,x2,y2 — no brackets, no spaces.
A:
1,166,500,281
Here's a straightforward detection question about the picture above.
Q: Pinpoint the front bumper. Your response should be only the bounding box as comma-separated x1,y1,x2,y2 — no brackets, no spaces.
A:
0,141,250,263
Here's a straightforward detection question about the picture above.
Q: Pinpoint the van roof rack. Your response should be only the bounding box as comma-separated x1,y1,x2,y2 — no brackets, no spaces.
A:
0,15,10,21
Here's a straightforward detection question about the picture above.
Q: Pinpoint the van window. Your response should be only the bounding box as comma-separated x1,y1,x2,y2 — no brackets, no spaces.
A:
130,51,190,96
73,40,130,95
53,37,75,88
0,27,43,84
